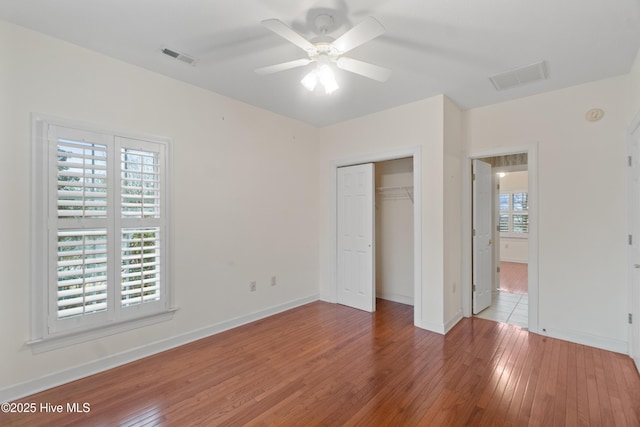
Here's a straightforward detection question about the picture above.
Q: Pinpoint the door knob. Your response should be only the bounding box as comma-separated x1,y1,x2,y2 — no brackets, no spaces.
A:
635,264,640,269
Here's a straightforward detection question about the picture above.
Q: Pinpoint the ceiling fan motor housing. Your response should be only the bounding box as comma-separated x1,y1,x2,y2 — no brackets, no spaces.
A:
255,15,391,84
314,14,335,34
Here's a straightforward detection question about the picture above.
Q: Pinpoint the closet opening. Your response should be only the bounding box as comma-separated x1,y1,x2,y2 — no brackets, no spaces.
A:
375,158,414,307
333,147,421,326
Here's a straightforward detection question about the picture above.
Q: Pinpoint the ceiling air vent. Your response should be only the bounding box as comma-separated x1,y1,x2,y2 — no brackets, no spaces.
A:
161,47,197,66
489,61,547,91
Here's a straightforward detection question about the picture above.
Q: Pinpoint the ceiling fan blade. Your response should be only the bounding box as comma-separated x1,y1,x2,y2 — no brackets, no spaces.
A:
261,19,317,54
336,57,391,82
254,58,312,75
332,17,385,54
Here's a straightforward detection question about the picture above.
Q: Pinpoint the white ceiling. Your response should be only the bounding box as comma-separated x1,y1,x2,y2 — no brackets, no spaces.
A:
1,0,639,127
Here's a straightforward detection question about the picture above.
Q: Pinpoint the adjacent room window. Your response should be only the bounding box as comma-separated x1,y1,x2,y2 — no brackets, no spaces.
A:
32,116,172,348
499,191,529,237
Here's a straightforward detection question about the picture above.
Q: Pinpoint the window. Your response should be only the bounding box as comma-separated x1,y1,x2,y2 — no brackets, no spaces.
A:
499,191,528,237
32,115,172,349
498,193,510,233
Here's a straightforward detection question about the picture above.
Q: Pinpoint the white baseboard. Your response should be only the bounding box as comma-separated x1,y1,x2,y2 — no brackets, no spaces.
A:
319,293,337,304
377,292,414,306
416,319,445,334
499,257,528,264
444,310,463,333
416,310,463,335
0,294,319,403
541,327,628,354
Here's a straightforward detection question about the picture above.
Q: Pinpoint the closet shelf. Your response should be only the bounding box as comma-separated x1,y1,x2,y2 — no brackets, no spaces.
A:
376,186,414,204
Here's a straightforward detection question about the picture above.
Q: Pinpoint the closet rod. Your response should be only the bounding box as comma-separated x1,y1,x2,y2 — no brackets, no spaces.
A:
376,186,414,204
376,185,414,191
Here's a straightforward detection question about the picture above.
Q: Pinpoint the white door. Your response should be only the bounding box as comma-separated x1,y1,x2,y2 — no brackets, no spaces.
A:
473,159,493,314
337,163,375,312
629,125,640,372
493,173,501,291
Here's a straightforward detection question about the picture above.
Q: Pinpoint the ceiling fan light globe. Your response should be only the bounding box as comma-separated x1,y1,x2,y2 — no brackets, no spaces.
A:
317,64,332,79
301,71,318,91
318,65,339,94
323,80,339,95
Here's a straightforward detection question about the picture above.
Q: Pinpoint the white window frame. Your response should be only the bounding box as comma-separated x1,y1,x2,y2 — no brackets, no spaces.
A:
30,114,174,353
499,190,529,238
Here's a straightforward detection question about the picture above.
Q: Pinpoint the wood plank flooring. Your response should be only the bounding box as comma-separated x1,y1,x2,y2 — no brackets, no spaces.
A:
500,261,528,295
2,299,639,426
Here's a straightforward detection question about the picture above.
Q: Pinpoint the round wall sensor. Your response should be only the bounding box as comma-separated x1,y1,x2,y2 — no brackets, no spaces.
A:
585,108,604,122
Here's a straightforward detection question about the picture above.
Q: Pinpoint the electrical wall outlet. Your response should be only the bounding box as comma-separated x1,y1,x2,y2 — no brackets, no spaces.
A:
271,276,277,287
250,281,256,292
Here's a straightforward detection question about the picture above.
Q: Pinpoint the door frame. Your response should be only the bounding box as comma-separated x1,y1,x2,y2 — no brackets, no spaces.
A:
628,112,640,371
330,146,423,326
462,143,539,333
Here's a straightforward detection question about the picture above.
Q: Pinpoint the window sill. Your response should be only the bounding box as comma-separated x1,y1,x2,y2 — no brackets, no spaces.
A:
500,234,529,240
27,308,177,354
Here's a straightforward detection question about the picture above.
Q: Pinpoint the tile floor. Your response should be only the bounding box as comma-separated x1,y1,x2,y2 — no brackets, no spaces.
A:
475,290,528,329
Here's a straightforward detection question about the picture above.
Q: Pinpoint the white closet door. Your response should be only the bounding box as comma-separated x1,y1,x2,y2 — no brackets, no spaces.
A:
337,163,375,312
473,159,493,314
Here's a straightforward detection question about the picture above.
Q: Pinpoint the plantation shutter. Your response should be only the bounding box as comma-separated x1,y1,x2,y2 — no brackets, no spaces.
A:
121,147,161,219
513,214,529,233
498,191,529,236
56,229,109,318
56,138,108,218
499,214,509,233
49,126,111,327
44,125,168,335
118,138,165,310
499,193,509,211
512,192,528,211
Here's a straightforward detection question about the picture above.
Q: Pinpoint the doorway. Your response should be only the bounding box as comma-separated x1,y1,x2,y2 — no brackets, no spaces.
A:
495,169,529,328
463,145,539,333
472,155,529,328
331,146,422,325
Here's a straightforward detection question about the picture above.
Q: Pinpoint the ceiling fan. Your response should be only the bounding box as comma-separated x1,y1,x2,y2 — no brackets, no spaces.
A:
255,14,391,94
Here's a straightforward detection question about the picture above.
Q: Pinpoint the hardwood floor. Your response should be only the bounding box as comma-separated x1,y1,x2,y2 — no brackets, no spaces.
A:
3,300,640,426
500,261,528,295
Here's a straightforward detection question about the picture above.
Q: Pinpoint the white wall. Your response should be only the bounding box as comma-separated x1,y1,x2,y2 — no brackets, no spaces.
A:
500,170,528,190
465,75,630,352
0,19,320,397
500,239,529,264
443,96,464,326
317,95,464,333
499,171,529,263
375,158,414,305
628,50,640,122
